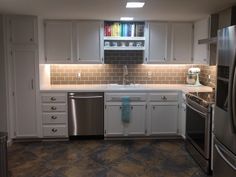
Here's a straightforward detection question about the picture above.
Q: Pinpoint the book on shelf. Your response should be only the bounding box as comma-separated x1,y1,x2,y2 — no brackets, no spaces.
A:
104,22,144,37
135,23,144,37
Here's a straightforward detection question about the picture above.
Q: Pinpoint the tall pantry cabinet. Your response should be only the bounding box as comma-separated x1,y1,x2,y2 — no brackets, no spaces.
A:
5,15,40,139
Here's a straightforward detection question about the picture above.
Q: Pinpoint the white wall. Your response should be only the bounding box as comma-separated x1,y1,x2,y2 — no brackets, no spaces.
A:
0,16,8,132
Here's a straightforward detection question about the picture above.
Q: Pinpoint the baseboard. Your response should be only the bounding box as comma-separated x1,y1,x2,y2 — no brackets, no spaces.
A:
104,135,183,141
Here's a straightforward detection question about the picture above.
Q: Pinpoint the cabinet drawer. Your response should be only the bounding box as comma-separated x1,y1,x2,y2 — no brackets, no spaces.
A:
43,125,67,137
149,93,178,102
42,113,67,124
42,104,67,112
41,93,67,103
106,93,146,102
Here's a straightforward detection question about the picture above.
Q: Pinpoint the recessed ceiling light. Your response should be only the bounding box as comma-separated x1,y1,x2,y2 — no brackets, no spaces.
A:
126,2,145,8
120,17,134,21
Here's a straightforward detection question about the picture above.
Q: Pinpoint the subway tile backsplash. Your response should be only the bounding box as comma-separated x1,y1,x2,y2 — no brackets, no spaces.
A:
50,64,216,86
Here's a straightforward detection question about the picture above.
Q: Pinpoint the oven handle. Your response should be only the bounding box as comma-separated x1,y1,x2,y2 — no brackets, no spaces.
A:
186,102,208,117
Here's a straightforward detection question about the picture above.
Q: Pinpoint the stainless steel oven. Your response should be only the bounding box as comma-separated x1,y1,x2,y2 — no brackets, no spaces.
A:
185,92,214,174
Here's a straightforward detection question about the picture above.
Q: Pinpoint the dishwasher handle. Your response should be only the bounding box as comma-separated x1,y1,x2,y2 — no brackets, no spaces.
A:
69,96,103,99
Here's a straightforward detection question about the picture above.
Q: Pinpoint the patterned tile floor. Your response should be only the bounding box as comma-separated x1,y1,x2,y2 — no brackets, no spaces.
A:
8,139,208,177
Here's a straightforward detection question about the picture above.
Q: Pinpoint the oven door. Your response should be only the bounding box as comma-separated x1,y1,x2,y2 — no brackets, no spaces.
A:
186,102,211,159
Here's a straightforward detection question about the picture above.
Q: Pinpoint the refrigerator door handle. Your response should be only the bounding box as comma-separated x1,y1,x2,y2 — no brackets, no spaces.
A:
215,144,236,171
232,65,236,131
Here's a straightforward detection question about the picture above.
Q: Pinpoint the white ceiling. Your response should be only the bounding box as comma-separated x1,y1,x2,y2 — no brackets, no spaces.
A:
0,0,236,21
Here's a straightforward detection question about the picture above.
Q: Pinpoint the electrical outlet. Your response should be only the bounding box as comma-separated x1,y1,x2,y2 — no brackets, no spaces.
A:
208,75,211,82
147,71,152,79
76,72,81,79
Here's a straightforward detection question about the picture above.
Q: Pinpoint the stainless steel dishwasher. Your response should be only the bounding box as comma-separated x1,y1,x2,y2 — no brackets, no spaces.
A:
68,92,104,136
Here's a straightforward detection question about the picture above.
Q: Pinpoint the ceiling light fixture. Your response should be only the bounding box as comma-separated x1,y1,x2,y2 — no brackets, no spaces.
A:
126,2,145,8
120,17,134,21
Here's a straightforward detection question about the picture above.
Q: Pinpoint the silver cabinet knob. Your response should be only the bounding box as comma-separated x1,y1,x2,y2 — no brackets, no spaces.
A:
173,58,176,61
51,116,57,119
50,97,56,101
51,106,57,110
67,58,71,60
52,128,58,133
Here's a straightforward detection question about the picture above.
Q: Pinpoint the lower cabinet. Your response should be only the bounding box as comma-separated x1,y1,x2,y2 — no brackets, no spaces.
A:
104,92,180,138
149,103,178,135
105,103,146,137
105,105,124,136
127,104,146,136
41,92,68,138
104,93,147,137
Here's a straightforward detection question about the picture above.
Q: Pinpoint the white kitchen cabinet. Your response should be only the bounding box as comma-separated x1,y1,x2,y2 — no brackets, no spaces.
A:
41,92,68,138
105,103,146,137
179,103,186,138
178,92,186,138
127,104,146,136
8,15,37,45
44,21,73,63
149,103,178,135
105,104,124,136
170,23,193,63
74,21,103,63
147,22,168,63
193,18,209,64
104,93,147,137
11,47,39,138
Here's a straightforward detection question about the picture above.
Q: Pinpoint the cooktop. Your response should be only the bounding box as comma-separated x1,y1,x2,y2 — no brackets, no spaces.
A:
186,92,215,109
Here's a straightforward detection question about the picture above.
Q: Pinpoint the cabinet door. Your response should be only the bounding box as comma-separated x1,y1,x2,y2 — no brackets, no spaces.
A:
75,21,102,63
193,18,209,64
171,23,193,63
150,103,178,135
12,48,38,138
8,15,37,45
148,22,168,63
105,105,124,137
45,21,72,63
179,104,186,138
127,104,146,135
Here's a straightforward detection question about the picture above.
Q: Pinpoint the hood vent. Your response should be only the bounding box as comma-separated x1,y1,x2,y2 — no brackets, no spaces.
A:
199,6,236,45
198,14,218,45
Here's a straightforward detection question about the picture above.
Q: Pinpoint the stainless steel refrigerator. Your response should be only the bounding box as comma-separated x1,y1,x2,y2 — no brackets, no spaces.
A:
214,25,236,177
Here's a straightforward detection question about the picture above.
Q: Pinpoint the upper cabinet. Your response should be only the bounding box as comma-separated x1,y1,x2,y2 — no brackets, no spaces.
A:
75,21,103,64
44,20,103,64
170,23,193,64
147,22,168,63
8,15,38,45
44,21,73,64
193,18,209,64
146,22,193,64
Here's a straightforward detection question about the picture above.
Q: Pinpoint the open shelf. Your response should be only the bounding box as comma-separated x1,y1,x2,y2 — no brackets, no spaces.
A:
104,46,145,51
104,36,145,41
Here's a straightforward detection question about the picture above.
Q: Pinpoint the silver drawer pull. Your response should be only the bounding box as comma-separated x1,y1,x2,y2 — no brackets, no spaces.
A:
51,116,57,119
52,128,58,133
51,106,57,110
161,96,167,100
50,97,56,101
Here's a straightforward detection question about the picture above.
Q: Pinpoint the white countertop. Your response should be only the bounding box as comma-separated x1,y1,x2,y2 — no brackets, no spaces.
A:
40,84,213,93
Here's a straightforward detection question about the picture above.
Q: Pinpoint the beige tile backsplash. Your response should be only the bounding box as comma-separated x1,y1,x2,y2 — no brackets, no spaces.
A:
50,64,216,86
